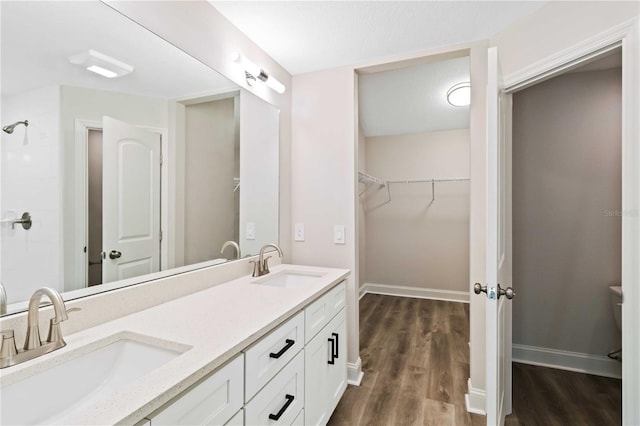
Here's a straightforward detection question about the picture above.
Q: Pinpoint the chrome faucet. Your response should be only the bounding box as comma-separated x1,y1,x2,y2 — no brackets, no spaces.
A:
252,243,283,277
0,287,77,369
221,240,241,260
0,282,7,315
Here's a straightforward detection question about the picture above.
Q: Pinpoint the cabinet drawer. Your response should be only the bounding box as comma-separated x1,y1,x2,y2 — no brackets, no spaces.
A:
151,354,243,425
305,281,346,343
245,350,304,426
245,311,304,400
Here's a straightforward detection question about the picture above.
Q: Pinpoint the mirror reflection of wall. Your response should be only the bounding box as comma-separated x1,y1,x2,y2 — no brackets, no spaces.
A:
0,1,280,314
183,95,240,265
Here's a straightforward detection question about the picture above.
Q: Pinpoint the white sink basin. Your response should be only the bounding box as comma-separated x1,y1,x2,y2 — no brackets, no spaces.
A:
252,270,326,289
0,334,187,425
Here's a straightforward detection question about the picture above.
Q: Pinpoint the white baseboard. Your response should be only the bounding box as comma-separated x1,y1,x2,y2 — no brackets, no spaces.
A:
347,357,364,386
360,282,469,303
465,378,486,415
512,344,622,379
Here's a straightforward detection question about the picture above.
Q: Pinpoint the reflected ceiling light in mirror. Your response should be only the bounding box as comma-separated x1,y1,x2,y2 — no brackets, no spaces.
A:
231,51,285,94
69,49,134,79
446,82,471,107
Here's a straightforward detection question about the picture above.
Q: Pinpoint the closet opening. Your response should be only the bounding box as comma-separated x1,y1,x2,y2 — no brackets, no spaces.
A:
508,46,622,424
331,50,479,425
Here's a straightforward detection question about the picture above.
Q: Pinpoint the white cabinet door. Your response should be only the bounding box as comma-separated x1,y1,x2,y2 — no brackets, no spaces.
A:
150,355,244,426
304,308,347,426
326,309,347,414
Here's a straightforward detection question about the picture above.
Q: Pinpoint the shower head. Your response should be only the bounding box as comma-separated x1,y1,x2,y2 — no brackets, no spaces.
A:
2,120,29,134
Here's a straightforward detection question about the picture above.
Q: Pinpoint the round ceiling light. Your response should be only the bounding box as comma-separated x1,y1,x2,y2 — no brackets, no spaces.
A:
447,82,471,107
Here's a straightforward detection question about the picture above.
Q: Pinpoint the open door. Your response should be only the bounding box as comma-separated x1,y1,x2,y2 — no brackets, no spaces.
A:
102,116,161,283
474,46,514,426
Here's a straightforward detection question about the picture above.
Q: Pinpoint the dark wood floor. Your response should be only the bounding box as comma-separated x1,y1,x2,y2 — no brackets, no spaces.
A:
328,294,622,426
328,294,484,426
507,363,622,426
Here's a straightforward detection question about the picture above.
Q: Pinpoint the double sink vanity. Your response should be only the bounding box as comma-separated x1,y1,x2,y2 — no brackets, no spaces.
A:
0,262,350,425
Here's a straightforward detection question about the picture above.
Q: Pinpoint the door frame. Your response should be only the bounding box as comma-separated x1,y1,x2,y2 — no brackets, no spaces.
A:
499,18,639,425
72,119,169,290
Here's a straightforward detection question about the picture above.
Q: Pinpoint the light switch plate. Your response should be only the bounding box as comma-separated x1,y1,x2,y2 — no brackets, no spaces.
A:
294,223,305,241
246,222,256,240
334,225,345,244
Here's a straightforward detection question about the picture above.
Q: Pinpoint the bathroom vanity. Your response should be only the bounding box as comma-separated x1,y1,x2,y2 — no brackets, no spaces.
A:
0,264,349,425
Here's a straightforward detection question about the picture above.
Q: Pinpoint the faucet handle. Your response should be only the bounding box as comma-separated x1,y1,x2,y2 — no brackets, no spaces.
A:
262,256,272,274
250,260,260,277
46,307,80,344
0,330,18,359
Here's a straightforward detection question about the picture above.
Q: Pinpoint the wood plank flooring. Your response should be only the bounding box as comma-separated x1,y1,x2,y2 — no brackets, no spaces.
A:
328,293,622,426
328,294,484,426
506,363,622,426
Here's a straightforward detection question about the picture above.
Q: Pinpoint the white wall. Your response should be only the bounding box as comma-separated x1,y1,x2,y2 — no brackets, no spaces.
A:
363,129,470,293
291,66,359,370
492,1,639,78
184,98,237,264
512,68,622,356
60,85,168,290
357,124,366,289
1,86,62,303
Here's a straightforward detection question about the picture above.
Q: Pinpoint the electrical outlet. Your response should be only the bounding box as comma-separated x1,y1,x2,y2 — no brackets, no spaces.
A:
294,223,305,241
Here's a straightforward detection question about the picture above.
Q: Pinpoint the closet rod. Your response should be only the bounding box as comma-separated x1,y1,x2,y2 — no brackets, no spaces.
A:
386,177,469,202
385,177,469,184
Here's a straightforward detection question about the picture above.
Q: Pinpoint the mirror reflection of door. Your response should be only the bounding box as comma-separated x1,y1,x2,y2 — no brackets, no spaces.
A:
85,117,162,286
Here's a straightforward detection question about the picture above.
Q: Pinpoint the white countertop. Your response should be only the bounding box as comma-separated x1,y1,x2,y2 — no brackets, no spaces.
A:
0,264,349,425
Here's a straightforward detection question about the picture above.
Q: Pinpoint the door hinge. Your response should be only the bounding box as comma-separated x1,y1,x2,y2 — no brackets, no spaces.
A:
159,229,163,243
160,153,163,166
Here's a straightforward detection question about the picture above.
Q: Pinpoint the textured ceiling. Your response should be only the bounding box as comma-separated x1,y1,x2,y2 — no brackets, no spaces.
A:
210,1,548,75
359,56,470,137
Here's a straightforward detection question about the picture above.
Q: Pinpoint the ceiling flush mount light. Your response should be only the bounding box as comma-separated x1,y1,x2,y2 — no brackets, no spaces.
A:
231,52,285,94
69,49,134,79
447,82,471,107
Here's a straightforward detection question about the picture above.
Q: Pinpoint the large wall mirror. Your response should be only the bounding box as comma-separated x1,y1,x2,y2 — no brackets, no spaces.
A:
0,1,280,316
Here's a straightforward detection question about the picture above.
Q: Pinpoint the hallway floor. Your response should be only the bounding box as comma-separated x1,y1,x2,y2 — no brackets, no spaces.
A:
328,294,484,425
328,293,622,425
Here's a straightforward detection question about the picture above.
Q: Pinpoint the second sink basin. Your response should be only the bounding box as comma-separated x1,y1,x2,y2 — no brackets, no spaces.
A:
0,333,188,425
251,269,326,289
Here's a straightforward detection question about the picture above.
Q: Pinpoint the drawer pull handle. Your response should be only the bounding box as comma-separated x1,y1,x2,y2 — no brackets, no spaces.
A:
328,333,340,365
328,336,335,365
269,339,295,359
269,394,295,421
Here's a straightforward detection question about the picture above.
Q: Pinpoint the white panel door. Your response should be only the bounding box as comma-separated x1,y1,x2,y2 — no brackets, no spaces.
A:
102,116,161,283
482,46,514,426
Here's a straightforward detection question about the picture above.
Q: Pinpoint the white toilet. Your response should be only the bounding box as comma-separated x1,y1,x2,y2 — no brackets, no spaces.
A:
609,285,622,361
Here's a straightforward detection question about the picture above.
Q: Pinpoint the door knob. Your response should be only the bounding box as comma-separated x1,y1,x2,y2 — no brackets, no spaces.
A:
474,283,515,299
109,250,122,260
474,283,487,295
498,284,515,300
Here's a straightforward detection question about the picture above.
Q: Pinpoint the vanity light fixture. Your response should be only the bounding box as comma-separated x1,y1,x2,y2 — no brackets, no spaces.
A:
231,52,285,94
69,49,134,79
446,82,471,107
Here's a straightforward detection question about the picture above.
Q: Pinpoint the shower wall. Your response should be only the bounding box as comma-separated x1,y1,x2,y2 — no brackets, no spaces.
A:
1,86,63,303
